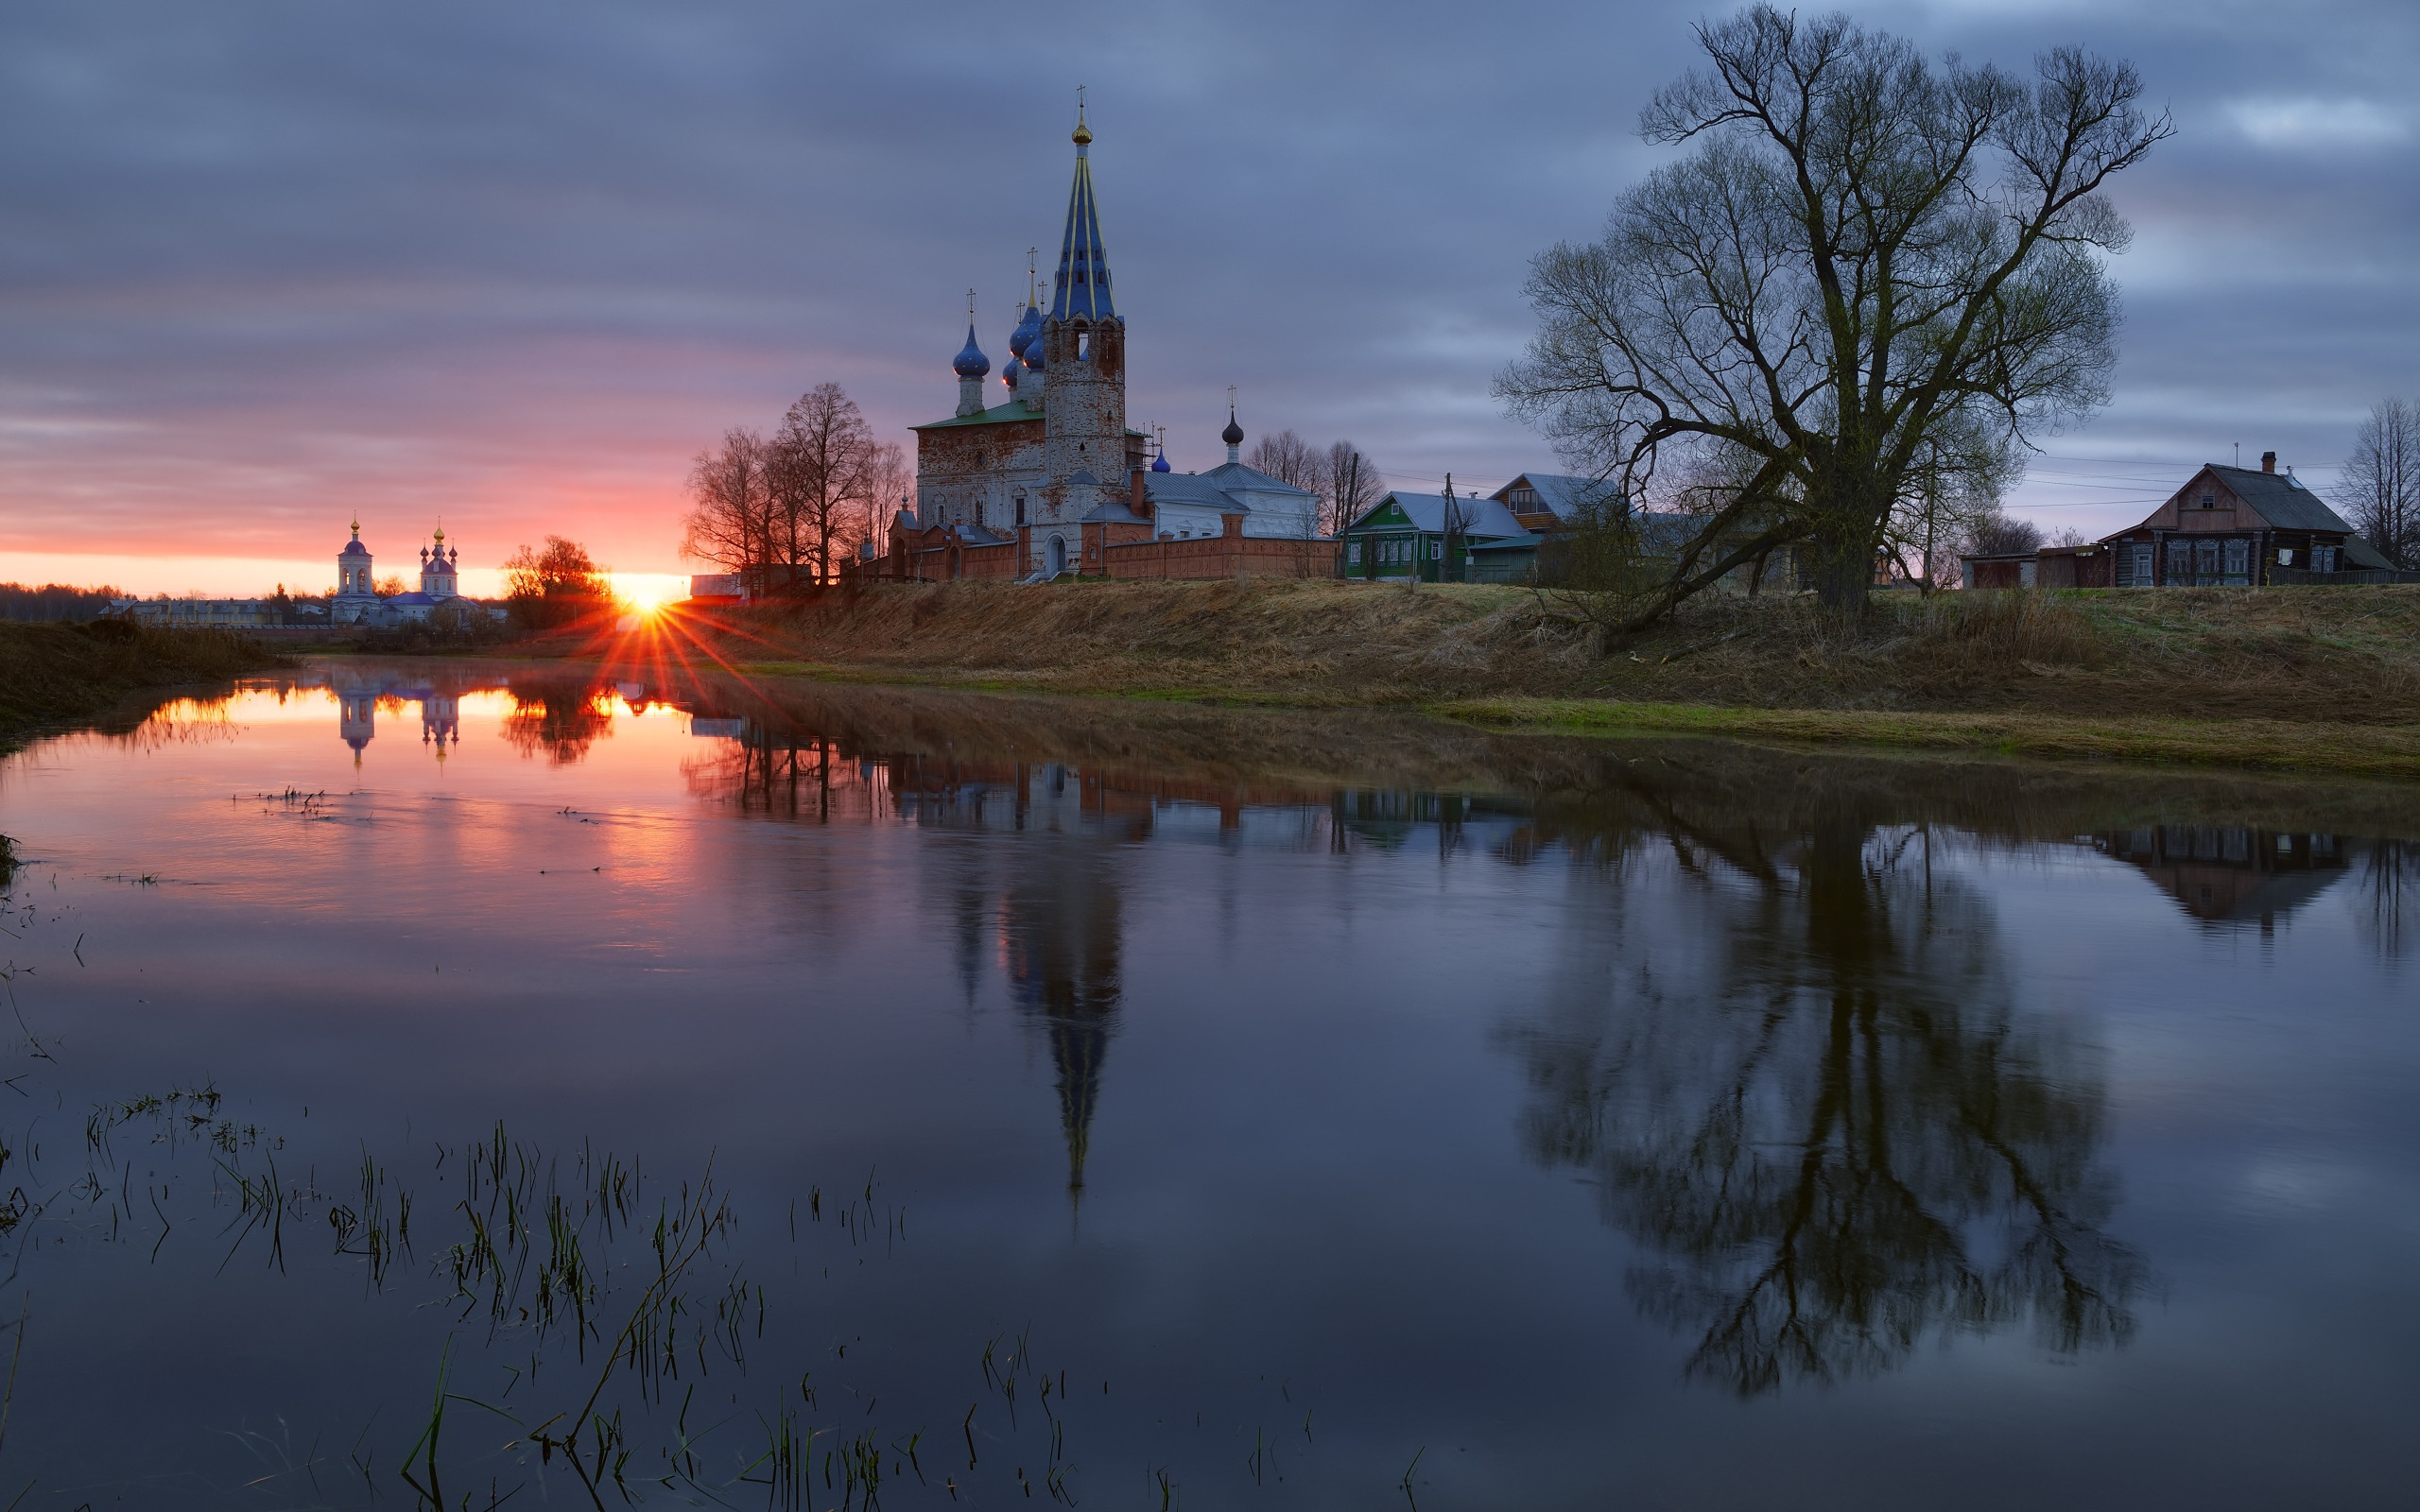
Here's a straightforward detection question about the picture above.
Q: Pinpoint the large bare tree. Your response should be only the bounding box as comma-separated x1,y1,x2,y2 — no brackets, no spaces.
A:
681,427,773,580
2338,397,2420,570
1496,6,2169,620
769,384,890,586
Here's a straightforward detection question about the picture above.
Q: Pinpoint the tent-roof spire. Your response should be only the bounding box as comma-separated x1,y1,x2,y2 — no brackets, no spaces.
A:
1051,91,1114,323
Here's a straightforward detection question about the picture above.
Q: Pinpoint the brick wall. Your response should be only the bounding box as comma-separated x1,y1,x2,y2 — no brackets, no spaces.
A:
1095,514,1338,580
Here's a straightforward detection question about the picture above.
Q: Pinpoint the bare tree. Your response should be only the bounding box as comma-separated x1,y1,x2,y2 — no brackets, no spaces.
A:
1882,423,2021,592
857,441,910,564
1322,440,1383,538
1966,512,2044,557
1495,6,2169,624
1245,429,1321,491
769,384,890,587
681,428,774,580
2338,397,2420,570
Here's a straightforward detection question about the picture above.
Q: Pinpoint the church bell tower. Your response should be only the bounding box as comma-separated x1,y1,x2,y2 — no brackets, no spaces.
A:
1040,99,1126,525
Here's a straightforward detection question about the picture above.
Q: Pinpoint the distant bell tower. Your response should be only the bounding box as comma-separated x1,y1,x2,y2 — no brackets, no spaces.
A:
335,519,375,618
1040,96,1126,521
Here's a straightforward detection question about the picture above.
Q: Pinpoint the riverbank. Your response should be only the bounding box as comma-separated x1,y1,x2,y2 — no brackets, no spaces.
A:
0,621,290,752
609,579,2420,777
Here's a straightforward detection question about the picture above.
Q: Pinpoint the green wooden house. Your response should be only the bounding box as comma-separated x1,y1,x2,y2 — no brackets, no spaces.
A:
1341,490,1536,582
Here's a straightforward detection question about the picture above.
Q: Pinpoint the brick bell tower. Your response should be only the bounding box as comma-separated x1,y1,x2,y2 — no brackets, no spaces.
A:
1039,98,1126,537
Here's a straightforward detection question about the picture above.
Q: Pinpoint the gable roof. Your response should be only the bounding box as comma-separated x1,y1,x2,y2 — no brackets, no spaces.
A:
2201,464,2358,532
1489,472,1618,521
1346,490,1532,540
1142,472,1236,511
1141,467,1319,518
1199,460,1316,498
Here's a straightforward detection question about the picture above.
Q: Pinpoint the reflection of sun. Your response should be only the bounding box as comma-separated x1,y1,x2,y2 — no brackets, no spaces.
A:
610,573,685,612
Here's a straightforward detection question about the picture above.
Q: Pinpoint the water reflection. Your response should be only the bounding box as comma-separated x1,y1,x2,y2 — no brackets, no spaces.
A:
2097,827,2350,926
44,662,2420,1430
325,662,491,763
1499,793,2152,1395
500,676,616,765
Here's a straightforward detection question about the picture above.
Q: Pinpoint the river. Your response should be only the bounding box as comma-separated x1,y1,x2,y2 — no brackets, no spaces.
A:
0,659,2414,1508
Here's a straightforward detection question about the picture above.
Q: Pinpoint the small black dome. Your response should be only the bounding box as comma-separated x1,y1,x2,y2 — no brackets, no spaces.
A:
1220,407,1244,446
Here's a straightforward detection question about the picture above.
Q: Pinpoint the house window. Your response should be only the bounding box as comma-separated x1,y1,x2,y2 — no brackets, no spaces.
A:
2195,538,2221,578
2315,544,2340,573
1510,487,1536,507
2165,540,2191,582
2223,539,2250,579
2200,494,2217,509
1346,541,1361,565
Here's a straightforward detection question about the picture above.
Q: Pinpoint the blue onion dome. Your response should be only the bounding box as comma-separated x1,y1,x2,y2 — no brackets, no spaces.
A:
1220,408,1245,447
952,324,990,379
1009,301,1043,359
1023,335,1045,372
1150,445,1171,472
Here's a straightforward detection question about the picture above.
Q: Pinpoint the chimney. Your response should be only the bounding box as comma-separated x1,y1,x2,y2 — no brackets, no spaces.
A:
2261,451,2276,472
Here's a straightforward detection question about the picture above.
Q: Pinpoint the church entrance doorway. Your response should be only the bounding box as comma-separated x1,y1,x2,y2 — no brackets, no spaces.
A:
1047,536,1067,577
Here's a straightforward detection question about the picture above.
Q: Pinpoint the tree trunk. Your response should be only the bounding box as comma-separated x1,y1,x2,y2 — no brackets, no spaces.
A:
1804,525,1875,616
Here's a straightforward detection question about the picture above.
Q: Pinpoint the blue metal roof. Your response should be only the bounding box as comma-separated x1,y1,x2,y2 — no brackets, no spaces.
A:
1051,139,1115,324
1490,472,1619,521
1200,461,1316,499
1346,490,1531,540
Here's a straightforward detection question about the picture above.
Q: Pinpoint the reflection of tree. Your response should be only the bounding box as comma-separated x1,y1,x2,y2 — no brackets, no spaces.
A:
683,730,853,817
500,682,614,765
2356,839,2419,960
1509,817,2145,1397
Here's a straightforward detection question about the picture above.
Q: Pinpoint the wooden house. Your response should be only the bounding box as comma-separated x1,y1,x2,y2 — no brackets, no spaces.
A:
1341,490,1535,582
1961,452,2405,589
2099,453,2387,586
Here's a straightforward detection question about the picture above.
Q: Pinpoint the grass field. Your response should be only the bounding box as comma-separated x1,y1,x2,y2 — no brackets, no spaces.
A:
623,579,2420,777
0,620,289,752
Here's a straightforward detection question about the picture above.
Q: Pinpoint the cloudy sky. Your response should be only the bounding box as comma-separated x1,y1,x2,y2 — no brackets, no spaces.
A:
6,0,2415,595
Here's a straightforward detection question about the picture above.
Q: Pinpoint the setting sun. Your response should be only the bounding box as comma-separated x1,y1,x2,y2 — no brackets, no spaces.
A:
610,572,688,612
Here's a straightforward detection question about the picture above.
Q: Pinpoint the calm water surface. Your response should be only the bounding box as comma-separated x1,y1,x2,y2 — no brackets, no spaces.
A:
1,660,2416,1509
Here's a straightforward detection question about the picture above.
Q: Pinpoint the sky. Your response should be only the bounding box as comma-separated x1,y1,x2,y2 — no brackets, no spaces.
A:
6,0,2416,596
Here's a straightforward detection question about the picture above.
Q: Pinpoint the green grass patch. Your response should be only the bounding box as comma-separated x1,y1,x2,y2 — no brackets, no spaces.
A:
1432,696,2420,780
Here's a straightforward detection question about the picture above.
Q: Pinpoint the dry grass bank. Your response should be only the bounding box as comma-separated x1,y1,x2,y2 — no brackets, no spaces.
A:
673,579,2420,720
0,621,289,752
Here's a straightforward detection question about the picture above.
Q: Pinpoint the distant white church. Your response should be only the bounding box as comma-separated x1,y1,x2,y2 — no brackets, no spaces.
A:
121,519,492,628
331,518,473,625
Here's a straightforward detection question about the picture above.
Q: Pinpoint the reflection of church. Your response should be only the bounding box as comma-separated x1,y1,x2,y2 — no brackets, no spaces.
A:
329,666,486,765
2096,827,2349,926
892,757,1138,1207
